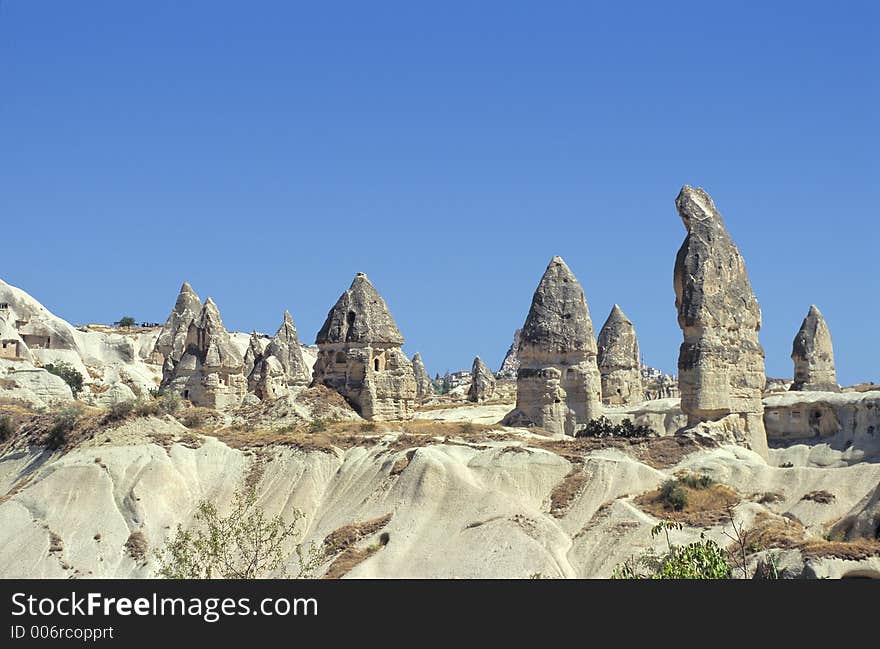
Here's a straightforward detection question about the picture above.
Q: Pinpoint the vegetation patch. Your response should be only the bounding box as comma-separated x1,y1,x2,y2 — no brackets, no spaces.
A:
635,475,739,526
526,434,709,469
125,531,148,562
801,490,835,504
574,417,655,439
549,464,587,517
322,514,393,579
738,512,880,562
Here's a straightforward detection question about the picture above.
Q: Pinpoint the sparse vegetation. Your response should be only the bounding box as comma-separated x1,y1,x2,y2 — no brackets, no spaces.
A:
44,361,84,397
612,521,731,579
114,316,137,328
156,486,322,579
574,417,654,439
801,490,835,504
322,514,392,579
0,415,12,442
45,406,83,450
105,399,135,422
636,475,740,526
659,479,688,511
125,531,148,562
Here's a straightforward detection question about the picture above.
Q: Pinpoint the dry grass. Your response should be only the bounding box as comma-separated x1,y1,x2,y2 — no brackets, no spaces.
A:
48,531,63,553
549,464,587,517
635,481,741,526
526,434,708,469
741,512,880,561
322,514,393,579
125,531,148,562
389,450,415,476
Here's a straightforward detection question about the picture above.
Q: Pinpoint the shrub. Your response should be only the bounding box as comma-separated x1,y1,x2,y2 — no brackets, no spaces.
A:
44,361,84,397
46,406,82,450
105,399,135,422
181,410,206,429
612,521,731,579
659,479,688,511
360,422,377,432
309,418,328,433
156,486,322,579
574,416,654,439
679,474,714,490
0,415,12,442
157,391,182,414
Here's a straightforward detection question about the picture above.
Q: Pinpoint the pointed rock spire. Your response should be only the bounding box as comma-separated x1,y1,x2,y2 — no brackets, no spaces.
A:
502,256,603,435
674,185,767,458
154,281,203,362
597,304,642,405
263,310,310,386
316,273,404,345
496,328,522,379
790,305,839,392
411,352,434,401
468,356,496,403
520,256,597,356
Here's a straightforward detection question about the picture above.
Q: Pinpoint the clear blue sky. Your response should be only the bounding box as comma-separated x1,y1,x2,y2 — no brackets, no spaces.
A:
1,2,877,384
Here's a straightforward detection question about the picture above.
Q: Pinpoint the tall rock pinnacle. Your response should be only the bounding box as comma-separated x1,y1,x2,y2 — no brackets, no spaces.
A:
597,304,642,405
790,305,839,392
673,185,767,458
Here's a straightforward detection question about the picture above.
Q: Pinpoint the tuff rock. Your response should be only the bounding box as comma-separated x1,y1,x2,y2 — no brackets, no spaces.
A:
502,257,603,435
597,304,642,405
496,329,521,379
311,273,416,420
467,356,496,402
673,185,768,459
790,305,839,392
411,352,434,402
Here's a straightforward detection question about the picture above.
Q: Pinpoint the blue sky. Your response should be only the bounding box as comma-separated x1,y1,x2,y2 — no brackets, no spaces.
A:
1,2,877,384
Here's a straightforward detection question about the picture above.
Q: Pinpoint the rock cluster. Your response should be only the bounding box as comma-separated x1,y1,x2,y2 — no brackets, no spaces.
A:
158,286,248,409
411,352,434,402
502,257,603,435
790,305,839,392
467,356,496,402
673,185,767,458
496,329,521,379
596,305,642,405
311,273,416,420
247,311,311,401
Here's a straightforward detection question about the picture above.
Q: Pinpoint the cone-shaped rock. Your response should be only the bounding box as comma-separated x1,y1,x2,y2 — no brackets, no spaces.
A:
496,329,521,379
153,281,202,364
597,305,642,405
674,185,767,458
790,305,839,392
316,273,404,345
312,273,416,420
468,356,496,403
243,331,264,382
412,352,434,402
502,257,602,435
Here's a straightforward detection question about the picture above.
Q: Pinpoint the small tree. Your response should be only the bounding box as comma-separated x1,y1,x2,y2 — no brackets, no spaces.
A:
156,486,323,579
612,521,731,579
115,316,137,328
46,406,82,450
44,361,84,397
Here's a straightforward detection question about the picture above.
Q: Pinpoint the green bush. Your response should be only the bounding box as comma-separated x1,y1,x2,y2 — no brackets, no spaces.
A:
309,418,328,433
659,479,688,511
612,521,731,580
574,416,654,439
115,316,136,328
0,415,13,442
46,406,82,450
44,362,84,397
679,474,714,490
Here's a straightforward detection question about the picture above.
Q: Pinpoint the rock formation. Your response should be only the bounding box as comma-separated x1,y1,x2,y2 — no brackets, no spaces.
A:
673,185,767,458
790,305,839,392
248,311,311,401
153,281,202,364
597,304,642,405
467,356,496,402
161,297,248,409
411,352,434,402
502,256,603,435
311,273,416,420
496,329,521,379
